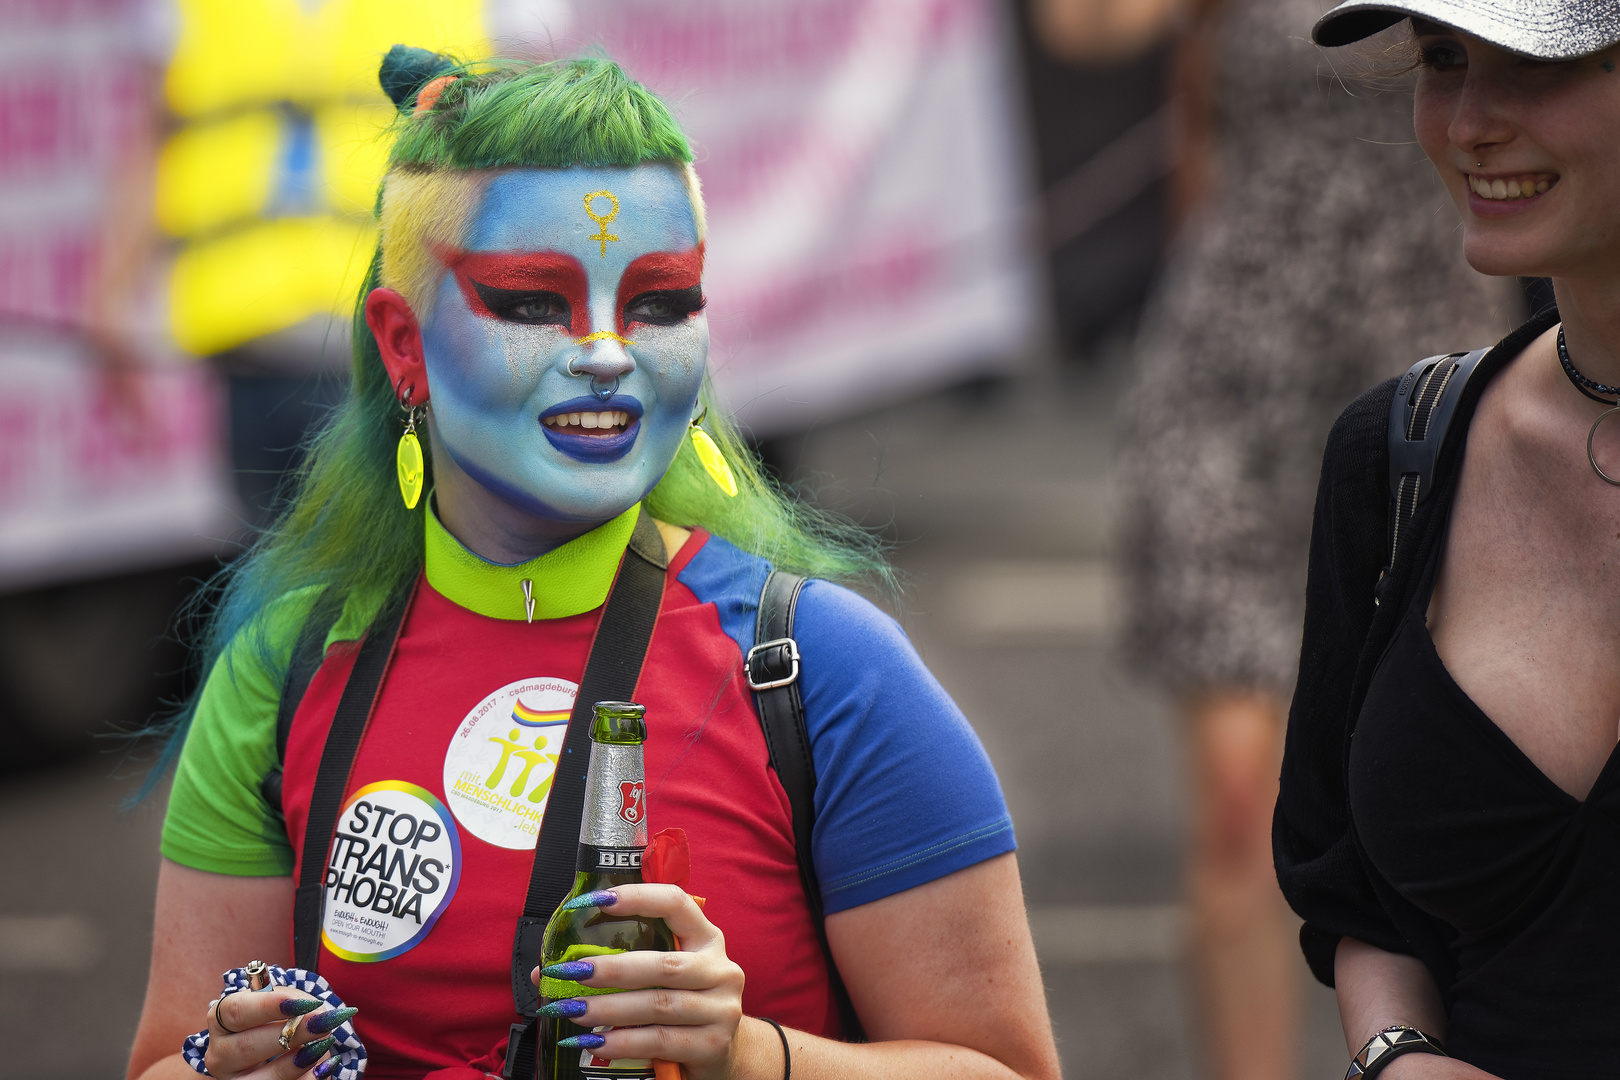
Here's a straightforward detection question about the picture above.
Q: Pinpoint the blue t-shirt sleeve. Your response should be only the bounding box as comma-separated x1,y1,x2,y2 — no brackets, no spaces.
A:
793,580,1016,913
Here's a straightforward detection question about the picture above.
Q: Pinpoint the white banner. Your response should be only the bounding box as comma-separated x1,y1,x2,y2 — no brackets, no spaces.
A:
0,0,233,588
0,331,233,590
505,0,1044,434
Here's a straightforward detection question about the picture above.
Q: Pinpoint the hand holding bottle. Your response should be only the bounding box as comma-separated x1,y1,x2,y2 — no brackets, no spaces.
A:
534,884,746,1080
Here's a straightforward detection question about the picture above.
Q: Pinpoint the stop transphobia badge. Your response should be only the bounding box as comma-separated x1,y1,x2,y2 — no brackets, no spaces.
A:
321,780,463,963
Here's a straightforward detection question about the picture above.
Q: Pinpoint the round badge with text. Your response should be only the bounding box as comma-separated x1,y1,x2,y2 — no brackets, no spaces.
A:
442,677,576,849
320,780,461,963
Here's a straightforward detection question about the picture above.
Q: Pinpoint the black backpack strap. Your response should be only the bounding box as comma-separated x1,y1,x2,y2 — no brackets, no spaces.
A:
503,511,668,1080
1376,347,1489,605
747,570,865,1042
259,609,339,819
292,584,415,971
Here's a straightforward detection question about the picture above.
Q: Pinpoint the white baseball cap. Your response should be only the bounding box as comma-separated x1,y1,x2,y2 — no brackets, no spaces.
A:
1313,0,1620,59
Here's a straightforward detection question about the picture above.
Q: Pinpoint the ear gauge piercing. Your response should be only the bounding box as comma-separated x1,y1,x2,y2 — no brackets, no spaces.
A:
688,408,738,497
396,377,425,510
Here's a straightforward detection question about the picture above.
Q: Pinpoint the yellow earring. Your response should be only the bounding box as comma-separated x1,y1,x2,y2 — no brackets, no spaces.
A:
396,385,425,510
689,414,737,497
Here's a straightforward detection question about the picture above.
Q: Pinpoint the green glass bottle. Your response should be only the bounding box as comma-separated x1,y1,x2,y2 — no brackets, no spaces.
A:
541,701,676,1080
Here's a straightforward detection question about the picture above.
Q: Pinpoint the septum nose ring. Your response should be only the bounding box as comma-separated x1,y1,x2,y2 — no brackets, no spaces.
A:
566,356,620,401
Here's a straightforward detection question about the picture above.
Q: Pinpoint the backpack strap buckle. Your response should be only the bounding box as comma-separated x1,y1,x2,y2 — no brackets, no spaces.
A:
746,637,800,690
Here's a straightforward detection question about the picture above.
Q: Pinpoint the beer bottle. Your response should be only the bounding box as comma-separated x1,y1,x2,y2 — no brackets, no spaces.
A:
540,701,676,1080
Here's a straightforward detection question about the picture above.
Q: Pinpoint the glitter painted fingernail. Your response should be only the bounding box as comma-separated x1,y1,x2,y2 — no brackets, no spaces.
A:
539,998,589,1019
280,998,323,1017
542,960,595,981
559,889,618,912
558,1034,607,1050
307,1006,359,1035
293,1035,335,1069
313,1058,338,1079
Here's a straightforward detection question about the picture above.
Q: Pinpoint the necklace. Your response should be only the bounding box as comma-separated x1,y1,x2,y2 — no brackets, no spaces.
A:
1557,326,1620,485
1558,326,1620,403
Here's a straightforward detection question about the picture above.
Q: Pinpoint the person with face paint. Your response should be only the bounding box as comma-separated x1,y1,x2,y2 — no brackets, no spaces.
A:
125,51,1062,1080
1274,3,1620,1078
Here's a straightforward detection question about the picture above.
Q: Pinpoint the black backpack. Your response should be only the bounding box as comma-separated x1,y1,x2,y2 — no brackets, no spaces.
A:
1376,347,1490,604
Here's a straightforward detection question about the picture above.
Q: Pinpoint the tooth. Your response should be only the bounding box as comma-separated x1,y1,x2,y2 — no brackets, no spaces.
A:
1537,180,1550,193
568,413,580,426
1470,176,1483,195
619,412,629,425
1507,179,1522,197
581,412,599,429
1491,179,1507,199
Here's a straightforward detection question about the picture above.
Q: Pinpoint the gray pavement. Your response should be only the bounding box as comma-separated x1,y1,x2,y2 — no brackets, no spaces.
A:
0,357,1346,1079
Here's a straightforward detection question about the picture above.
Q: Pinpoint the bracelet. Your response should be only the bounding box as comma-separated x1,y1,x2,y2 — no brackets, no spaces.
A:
759,1017,790,1080
1345,1025,1448,1080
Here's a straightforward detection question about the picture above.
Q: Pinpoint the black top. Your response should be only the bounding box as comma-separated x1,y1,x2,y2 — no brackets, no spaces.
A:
1352,519,1620,1078
1273,305,1620,1079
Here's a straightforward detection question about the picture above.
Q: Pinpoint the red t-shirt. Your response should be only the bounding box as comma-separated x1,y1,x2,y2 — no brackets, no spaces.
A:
280,532,835,1078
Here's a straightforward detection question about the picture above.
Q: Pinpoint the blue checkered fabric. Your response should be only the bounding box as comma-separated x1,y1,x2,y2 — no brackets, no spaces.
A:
182,964,366,1079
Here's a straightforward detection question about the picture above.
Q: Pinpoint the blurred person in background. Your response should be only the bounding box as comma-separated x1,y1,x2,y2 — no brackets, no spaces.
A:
0,0,490,773
1036,0,1515,1077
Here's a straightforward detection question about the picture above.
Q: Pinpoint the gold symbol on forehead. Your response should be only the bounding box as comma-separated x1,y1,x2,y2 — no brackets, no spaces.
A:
583,190,620,257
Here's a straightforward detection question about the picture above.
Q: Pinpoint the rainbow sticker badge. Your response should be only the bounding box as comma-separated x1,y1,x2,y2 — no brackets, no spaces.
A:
442,677,577,849
320,780,462,963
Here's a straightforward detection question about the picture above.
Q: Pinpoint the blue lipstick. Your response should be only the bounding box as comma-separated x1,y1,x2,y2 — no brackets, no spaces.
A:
540,395,643,463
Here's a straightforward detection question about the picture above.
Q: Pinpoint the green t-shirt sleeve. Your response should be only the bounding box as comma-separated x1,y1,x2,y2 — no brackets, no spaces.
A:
161,588,325,877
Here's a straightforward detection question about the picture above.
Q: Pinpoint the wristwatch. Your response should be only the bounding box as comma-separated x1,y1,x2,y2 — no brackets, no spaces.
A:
1345,1025,1448,1080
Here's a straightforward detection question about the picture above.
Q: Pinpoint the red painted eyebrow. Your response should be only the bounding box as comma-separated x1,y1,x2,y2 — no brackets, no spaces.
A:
617,245,706,333
442,250,590,337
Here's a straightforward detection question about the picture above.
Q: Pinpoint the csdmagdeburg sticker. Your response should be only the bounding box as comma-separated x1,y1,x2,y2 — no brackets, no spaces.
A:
442,677,576,849
321,780,461,963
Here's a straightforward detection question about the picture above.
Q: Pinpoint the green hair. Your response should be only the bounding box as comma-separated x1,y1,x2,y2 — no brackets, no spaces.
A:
141,52,889,791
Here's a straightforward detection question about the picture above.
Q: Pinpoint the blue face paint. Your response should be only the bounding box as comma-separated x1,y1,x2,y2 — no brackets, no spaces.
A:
419,164,706,526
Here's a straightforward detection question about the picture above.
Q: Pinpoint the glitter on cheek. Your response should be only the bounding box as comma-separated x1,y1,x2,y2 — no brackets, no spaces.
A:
633,321,707,382
487,320,520,382
488,321,556,387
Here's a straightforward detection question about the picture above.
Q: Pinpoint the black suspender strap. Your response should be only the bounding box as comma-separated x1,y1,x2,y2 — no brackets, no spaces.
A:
292,585,414,971
747,570,865,1042
1377,347,1488,606
503,511,668,1080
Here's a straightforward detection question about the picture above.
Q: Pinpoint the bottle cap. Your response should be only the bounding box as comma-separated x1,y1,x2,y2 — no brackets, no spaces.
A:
591,701,647,744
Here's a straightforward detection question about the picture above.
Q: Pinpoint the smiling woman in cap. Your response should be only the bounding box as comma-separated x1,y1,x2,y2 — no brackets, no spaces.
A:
1274,3,1620,1079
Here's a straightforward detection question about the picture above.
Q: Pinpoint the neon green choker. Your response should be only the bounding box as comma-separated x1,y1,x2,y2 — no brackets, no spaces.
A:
424,501,640,621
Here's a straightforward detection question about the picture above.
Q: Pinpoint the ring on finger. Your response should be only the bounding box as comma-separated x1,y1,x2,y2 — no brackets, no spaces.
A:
212,991,244,1036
